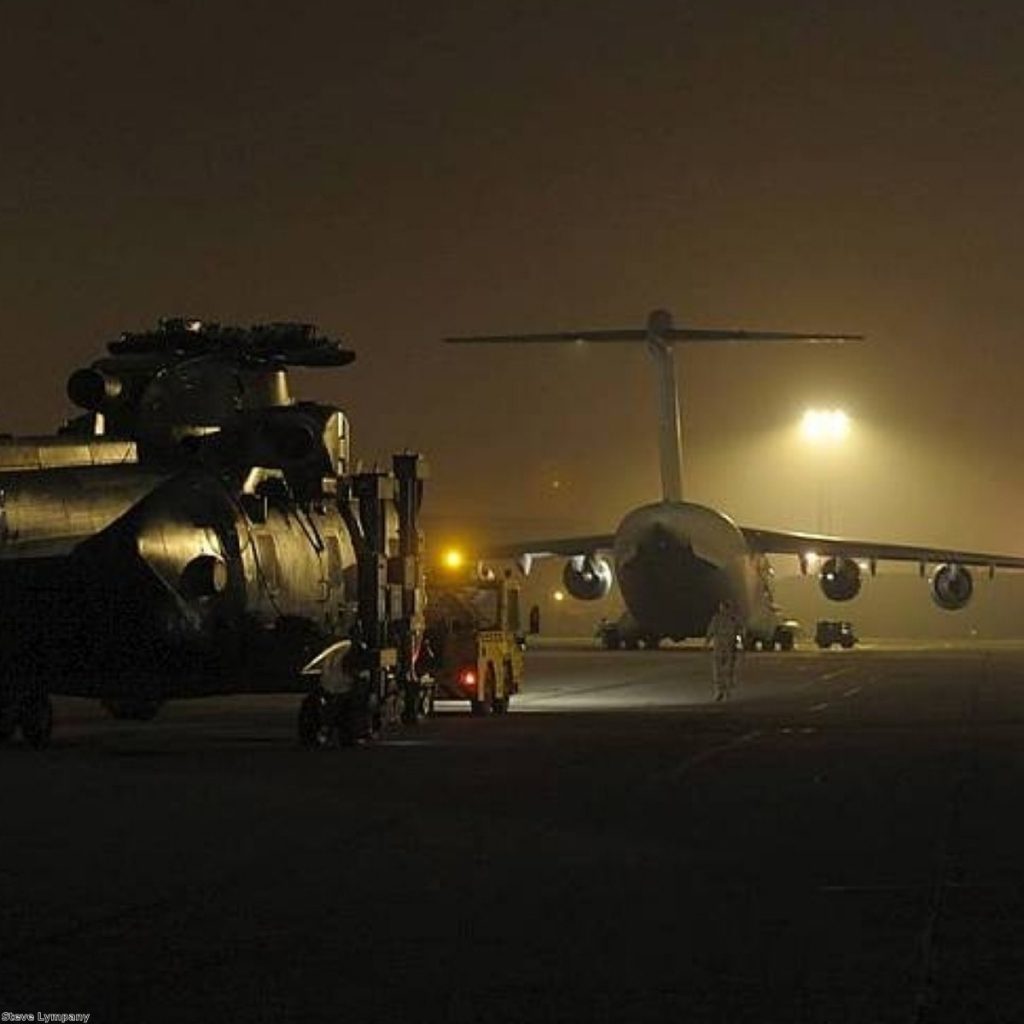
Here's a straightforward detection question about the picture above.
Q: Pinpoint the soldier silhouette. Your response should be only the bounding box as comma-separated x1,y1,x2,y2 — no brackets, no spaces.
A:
705,599,742,701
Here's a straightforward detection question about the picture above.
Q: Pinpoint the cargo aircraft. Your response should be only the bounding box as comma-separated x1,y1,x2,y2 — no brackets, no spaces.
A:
447,309,1024,649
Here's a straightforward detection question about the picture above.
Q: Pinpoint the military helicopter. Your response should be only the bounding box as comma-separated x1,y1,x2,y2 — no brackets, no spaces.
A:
0,319,429,749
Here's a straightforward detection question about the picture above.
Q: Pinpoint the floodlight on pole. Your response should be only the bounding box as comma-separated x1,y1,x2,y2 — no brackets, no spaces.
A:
800,408,851,534
801,408,850,443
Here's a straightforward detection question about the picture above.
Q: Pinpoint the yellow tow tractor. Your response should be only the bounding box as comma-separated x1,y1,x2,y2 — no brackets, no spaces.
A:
419,552,525,715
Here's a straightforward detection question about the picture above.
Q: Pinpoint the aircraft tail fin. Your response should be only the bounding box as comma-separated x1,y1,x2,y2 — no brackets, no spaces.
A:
446,309,862,504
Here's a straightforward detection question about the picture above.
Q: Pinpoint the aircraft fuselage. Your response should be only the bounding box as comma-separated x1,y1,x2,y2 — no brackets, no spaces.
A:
612,501,778,641
0,463,359,701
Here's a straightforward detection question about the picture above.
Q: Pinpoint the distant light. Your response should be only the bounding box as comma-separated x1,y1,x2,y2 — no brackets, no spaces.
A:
801,408,850,443
442,548,464,570
552,590,566,602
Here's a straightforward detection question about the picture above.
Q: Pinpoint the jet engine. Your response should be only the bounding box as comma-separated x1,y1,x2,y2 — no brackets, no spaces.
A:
563,554,613,601
67,367,124,411
819,556,861,602
930,563,973,611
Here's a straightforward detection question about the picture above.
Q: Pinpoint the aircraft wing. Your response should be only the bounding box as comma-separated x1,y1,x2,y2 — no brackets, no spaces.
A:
741,526,1024,570
481,534,616,560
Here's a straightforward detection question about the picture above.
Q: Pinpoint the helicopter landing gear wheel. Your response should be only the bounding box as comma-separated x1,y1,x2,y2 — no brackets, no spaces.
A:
338,691,380,748
19,693,53,750
0,697,16,744
334,682,383,747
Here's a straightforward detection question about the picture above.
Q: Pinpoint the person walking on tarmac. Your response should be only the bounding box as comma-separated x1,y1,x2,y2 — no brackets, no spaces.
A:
706,598,743,702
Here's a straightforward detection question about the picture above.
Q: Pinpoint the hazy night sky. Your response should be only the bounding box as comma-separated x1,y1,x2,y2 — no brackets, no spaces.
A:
3,0,1024,593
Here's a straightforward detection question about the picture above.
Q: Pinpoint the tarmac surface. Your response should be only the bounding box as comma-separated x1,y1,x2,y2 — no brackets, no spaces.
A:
4,641,1024,1022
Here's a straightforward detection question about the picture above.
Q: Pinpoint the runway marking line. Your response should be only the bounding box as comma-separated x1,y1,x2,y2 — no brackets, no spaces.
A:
512,665,673,704
820,667,853,682
658,729,763,784
808,702,831,712
796,665,854,692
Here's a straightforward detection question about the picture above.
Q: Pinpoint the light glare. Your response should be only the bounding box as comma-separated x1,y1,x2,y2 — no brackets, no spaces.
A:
801,408,850,443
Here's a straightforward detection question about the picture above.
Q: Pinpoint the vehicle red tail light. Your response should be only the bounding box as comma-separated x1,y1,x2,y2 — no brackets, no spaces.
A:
458,667,478,691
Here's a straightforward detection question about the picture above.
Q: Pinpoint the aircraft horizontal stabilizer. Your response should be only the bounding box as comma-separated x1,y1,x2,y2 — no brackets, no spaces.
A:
446,328,861,345
446,329,650,344
446,309,863,346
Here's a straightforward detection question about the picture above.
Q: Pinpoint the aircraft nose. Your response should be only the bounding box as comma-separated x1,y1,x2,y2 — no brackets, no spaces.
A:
642,521,690,558
615,522,694,579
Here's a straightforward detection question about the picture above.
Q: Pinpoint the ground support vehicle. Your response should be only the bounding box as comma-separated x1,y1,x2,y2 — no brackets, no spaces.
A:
748,620,799,651
815,620,857,649
420,574,524,715
297,455,431,748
